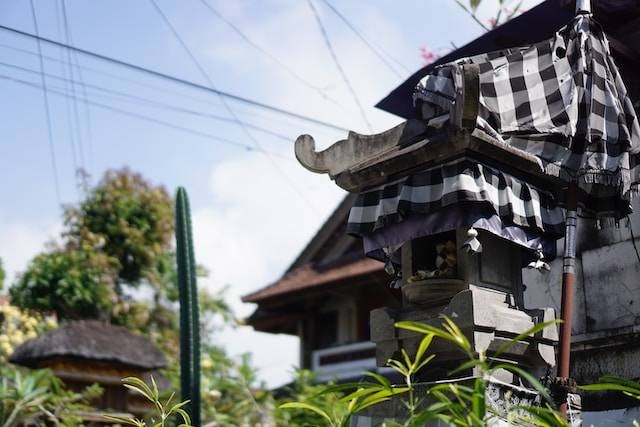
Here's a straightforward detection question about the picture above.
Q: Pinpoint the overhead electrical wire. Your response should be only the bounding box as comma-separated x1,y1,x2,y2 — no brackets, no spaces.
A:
0,72,293,161
197,0,339,105
0,43,228,111
0,60,294,142
318,0,411,77
0,23,349,133
0,42,344,138
148,0,319,212
28,0,61,203
306,0,372,132
60,0,86,169
54,0,81,179
61,0,94,170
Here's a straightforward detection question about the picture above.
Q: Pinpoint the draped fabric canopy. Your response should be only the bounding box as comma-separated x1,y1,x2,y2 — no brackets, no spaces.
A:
414,14,640,219
347,159,563,260
349,13,639,260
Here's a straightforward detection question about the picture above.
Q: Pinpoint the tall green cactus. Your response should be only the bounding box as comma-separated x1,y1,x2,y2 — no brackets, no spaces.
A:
175,187,201,426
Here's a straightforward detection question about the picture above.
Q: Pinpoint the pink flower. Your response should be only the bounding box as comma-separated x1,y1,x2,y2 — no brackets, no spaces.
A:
419,46,437,65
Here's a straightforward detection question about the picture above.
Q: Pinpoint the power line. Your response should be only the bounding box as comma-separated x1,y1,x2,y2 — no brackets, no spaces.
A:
0,59,294,142
149,0,319,212
61,0,94,172
54,0,80,177
197,0,339,105
29,0,61,203
0,43,344,140
0,22,349,133
306,0,372,132
0,72,294,160
54,0,83,181
318,0,411,77
60,0,86,169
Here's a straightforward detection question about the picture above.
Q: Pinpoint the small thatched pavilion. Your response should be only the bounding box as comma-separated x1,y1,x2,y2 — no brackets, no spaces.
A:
10,320,168,420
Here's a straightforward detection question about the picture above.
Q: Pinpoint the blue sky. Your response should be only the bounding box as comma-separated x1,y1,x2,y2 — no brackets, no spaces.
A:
0,0,541,387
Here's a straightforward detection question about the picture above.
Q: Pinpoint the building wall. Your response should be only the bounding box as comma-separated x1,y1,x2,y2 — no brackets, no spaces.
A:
523,197,640,393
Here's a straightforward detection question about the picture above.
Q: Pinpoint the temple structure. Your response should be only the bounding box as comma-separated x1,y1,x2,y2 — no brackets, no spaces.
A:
10,320,168,423
244,0,640,424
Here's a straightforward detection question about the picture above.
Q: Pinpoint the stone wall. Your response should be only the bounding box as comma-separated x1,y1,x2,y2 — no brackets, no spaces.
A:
523,197,640,402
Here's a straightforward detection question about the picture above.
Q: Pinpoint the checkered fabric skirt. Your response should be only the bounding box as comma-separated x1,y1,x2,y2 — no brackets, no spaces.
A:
413,14,640,219
346,159,565,238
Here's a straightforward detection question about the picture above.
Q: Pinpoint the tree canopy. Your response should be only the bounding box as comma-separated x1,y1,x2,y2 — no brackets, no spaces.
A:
11,168,173,322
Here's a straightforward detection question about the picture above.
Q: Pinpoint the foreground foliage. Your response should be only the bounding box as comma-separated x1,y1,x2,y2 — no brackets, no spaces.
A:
280,316,568,427
0,367,101,427
103,377,192,427
0,303,56,364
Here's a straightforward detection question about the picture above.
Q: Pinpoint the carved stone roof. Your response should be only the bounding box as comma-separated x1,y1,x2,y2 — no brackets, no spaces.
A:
9,320,167,370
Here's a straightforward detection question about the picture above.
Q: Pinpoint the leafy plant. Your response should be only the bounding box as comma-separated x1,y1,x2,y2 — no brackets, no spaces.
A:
0,367,101,427
395,316,563,426
580,375,640,400
278,332,435,426
280,316,565,427
0,258,5,291
275,369,345,427
580,376,640,427
0,303,56,363
64,168,174,288
10,247,118,320
103,376,191,427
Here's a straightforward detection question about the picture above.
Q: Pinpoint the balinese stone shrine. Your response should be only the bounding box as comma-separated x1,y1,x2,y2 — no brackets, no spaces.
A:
245,1,640,425
293,0,639,424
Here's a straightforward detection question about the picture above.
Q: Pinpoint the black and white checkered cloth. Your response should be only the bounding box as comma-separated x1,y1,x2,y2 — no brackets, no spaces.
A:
413,14,640,219
346,158,565,238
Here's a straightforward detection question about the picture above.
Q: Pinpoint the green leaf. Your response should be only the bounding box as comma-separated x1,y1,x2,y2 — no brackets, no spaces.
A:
413,333,434,370
175,407,192,426
448,358,483,376
415,354,437,373
579,375,640,399
339,387,381,403
362,371,391,389
386,358,410,377
102,414,146,427
122,377,155,402
279,402,333,424
492,363,551,403
313,382,375,397
494,319,560,358
471,378,486,420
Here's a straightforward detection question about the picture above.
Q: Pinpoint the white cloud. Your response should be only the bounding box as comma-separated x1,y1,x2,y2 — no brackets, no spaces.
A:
191,152,344,387
187,1,412,388
0,220,61,286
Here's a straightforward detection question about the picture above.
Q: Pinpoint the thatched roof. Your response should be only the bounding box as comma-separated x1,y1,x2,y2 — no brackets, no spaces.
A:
9,320,167,370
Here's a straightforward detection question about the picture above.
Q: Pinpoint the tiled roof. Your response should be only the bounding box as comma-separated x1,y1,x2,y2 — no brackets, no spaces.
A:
242,257,383,303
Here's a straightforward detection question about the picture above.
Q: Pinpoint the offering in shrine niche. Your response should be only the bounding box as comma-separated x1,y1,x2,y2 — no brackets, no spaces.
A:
407,239,458,282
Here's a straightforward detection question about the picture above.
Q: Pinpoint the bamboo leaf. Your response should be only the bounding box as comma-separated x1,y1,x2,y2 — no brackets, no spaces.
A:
362,371,391,389
413,333,434,370
494,320,560,358
415,354,436,372
279,402,333,424
493,364,551,403
471,378,486,420
448,359,483,376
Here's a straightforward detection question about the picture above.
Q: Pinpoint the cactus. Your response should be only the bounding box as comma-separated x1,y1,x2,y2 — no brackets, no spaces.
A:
175,187,201,426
